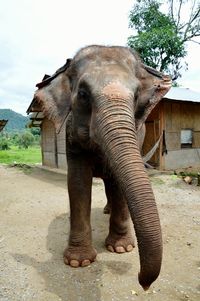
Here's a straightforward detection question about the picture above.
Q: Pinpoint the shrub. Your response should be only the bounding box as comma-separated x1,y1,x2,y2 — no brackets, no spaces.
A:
17,131,34,149
0,136,10,150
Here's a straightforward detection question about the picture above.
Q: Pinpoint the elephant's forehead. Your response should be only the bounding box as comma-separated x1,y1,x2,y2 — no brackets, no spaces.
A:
74,45,137,67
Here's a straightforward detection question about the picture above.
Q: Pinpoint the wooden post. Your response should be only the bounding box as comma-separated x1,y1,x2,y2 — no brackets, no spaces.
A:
41,122,45,166
159,101,165,170
54,127,58,168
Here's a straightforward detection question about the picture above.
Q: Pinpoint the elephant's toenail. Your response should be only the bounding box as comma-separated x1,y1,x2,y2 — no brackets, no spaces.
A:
127,245,134,252
107,245,114,252
81,259,91,267
64,257,69,265
116,246,125,253
70,260,79,267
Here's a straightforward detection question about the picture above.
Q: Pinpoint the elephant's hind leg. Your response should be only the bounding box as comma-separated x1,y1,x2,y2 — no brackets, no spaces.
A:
103,178,135,253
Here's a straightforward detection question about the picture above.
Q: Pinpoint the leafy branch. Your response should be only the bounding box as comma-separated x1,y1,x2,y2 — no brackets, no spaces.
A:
128,0,200,80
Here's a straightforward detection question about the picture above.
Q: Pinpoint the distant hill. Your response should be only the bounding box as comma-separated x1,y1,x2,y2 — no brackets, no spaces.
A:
0,109,29,132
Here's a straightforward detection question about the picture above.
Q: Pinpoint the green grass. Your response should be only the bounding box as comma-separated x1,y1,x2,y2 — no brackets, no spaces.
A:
0,145,42,165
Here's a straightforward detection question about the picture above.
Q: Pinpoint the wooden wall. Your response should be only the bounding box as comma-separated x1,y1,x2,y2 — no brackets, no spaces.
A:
56,121,67,169
41,119,57,168
41,118,67,170
143,100,200,170
164,101,200,150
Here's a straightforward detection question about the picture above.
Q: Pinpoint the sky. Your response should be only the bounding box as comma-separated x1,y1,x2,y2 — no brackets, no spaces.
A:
0,0,199,116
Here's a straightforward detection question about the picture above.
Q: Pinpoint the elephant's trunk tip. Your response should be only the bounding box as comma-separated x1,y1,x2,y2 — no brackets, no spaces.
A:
138,273,151,290
138,273,151,291
142,285,150,291
138,268,160,290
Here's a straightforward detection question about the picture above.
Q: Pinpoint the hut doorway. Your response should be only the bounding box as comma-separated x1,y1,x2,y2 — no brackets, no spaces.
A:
143,105,162,168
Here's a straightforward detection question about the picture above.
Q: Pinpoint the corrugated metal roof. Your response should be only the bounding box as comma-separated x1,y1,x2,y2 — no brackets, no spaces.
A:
164,87,200,103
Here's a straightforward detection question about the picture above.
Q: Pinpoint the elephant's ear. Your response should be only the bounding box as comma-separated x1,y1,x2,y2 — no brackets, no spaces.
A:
34,59,72,134
135,63,171,130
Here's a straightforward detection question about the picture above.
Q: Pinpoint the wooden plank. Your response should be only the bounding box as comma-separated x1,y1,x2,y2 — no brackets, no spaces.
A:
165,132,180,150
164,102,181,132
193,104,200,131
159,102,165,170
143,119,160,166
193,131,200,148
164,102,172,131
41,118,57,167
42,119,56,152
56,120,66,154
147,104,160,121
180,103,194,129
143,122,154,155
171,103,181,131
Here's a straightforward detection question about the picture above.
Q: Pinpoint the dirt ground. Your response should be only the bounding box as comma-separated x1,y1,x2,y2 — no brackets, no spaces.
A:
0,164,200,301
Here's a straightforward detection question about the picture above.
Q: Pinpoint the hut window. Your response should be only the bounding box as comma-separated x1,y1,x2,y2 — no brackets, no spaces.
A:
181,129,193,148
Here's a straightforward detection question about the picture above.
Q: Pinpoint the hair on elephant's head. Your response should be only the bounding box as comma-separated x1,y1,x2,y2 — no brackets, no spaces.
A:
34,45,171,289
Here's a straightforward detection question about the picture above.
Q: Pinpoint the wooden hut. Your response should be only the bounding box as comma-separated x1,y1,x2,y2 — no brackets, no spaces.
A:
27,87,200,170
27,100,67,170
143,87,200,170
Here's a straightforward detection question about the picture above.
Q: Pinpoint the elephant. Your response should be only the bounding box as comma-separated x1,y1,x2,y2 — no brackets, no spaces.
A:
33,45,171,289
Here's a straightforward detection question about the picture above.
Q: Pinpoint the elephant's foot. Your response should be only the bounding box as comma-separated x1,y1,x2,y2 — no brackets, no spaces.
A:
105,231,135,253
63,245,97,267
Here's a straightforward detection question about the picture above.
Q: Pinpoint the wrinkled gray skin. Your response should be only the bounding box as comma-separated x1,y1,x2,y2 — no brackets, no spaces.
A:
34,45,171,289
103,122,145,214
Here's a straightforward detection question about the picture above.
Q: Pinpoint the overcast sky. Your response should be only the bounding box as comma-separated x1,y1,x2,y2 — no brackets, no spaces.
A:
0,0,199,116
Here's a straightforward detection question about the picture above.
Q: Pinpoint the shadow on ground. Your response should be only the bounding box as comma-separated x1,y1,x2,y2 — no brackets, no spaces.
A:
12,209,131,301
27,166,67,189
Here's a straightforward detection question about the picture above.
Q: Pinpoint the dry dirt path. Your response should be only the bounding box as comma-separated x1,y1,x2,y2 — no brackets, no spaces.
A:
0,164,200,301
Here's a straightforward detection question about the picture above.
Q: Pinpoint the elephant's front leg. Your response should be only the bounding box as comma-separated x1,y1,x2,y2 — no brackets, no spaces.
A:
64,154,97,267
104,178,135,253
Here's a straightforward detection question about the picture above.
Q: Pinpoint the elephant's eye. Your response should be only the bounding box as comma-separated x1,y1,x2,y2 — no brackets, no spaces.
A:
77,88,90,108
78,89,88,99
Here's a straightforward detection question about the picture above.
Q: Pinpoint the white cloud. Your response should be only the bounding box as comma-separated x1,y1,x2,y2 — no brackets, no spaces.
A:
179,41,200,92
0,0,133,115
0,0,199,116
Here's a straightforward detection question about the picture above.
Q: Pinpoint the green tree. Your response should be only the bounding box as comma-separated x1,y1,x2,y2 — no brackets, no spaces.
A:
17,131,34,149
30,127,41,146
10,132,20,146
128,0,200,80
0,135,10,150
30,127,41,136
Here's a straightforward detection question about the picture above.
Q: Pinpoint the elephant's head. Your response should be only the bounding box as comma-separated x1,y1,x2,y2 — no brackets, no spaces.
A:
33,45,171,289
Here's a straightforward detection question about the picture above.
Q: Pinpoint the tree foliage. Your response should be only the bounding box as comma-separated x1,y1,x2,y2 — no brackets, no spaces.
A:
128,0,200,80
17,131,35,149
0,136,10,150
0,130,40,150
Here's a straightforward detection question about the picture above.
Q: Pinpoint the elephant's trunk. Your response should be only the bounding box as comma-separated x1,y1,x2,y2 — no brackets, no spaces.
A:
95,91,162,289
